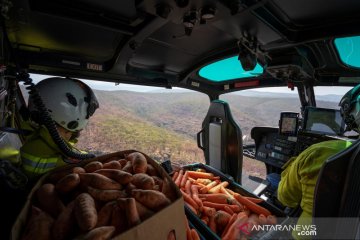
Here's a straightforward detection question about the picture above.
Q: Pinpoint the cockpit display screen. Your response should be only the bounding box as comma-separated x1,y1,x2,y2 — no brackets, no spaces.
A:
279,112,299,136
304,107,344,135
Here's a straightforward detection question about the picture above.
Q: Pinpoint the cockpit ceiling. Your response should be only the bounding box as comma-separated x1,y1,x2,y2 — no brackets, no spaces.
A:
2,0,360,94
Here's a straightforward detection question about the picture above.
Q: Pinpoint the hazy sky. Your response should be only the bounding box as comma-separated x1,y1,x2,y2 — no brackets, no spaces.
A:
31,74,351,96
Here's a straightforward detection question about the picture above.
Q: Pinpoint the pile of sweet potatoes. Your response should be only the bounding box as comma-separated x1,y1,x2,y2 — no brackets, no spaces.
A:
173,168,278,240
21,152,177,240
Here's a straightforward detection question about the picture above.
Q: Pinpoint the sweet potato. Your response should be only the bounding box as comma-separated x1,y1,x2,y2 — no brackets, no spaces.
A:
110,204,127,235
52,201,76,240
96,201,117,227
117,198,141,227
102,160,122,170
72,167,86,174
87,186,127,202
74,193,97,231
152,176,163,191
135,200,154,221
79,173,122,190
215,210,231,230
132,189,171,211
131,173,155,190
84,161,103,173
118,159,127,168
94,169,133,185
80,226,115,240
122,160,133,173
36,183,65,218
126,152,147,173
146,164,158,176
55,173,80,194
22,206,54,240
47,170,72,183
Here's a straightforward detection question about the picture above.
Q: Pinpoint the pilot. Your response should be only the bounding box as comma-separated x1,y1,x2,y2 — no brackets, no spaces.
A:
20,77,99,181
277,83,360,239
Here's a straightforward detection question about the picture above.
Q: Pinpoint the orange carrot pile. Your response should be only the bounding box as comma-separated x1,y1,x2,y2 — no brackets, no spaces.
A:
173,168,277,239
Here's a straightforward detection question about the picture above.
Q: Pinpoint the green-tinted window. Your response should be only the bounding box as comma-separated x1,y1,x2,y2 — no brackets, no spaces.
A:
198,56,263,82
334,36,360,68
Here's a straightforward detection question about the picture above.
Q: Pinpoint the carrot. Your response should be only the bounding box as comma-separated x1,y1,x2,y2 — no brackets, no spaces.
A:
243,206,251,216
209,181,229,194
190,229,200,240
234,193,271,216
183,179,191,195
267,215,277,225
224,188,236,196
185,216,193,240
223,205,234,215
243,213,260,234
222,212,248,240
199,180,220,194
221,213,237,238
258,214,268,225
187,171,214,179
74,193,97,231
196,168,207,172
245,196,264,204
186,229,193,240
220,186,232,197
195,178,212,185
203,201,241,212
180,171,189,188
201,206,216,217
198,193,232,204
132,189,171,211
190,185,203,208
201,215,209,225
174,170,184,187
180,189,199,210
185,202,198,216
172,171,179,181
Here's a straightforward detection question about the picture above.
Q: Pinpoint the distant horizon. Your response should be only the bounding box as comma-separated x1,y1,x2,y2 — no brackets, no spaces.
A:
30,74,351,96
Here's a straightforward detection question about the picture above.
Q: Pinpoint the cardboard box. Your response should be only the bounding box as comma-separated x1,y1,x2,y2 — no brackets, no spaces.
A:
11,150,186,240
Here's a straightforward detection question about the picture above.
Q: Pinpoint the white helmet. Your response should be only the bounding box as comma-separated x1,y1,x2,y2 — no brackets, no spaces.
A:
28,77,99,132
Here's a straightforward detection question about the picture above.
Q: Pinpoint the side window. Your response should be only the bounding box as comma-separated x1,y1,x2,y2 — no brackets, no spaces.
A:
76,82,210,165
220,87,301,178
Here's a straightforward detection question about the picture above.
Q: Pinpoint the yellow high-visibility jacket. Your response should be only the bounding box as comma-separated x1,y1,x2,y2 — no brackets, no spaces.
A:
278,140,352,239
20,126,81,180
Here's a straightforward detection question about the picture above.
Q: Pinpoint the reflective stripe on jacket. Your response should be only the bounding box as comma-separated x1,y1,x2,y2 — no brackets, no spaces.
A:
20,126,76,179
277,140,352,239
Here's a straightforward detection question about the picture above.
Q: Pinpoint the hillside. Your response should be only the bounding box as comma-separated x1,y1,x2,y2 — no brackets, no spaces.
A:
76,90,341,171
